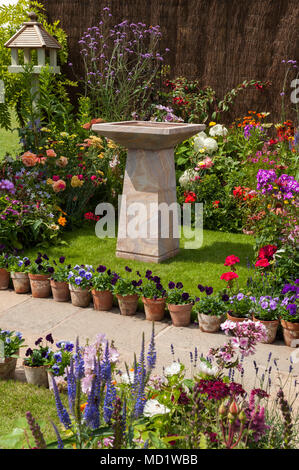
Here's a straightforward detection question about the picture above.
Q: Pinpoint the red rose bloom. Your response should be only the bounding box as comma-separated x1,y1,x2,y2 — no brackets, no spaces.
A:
224,255,240,266
255,258,270,268
220,272,239,282
184,191,196,203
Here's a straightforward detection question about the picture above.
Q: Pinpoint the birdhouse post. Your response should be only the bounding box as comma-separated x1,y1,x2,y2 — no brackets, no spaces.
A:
4,11,61,109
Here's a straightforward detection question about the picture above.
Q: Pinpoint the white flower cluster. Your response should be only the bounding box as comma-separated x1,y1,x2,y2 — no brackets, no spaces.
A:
193,124,228,155
179,168,196,188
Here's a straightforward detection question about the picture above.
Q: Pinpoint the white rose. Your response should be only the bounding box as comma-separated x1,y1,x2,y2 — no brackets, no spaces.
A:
143,399,170,417
209,124,228,137
164,361,182,376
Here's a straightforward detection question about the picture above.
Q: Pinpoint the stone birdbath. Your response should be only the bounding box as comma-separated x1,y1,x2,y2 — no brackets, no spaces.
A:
92,121,205,263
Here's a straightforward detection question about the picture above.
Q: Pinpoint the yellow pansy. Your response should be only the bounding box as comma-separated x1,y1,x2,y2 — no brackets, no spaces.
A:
209,122,216,127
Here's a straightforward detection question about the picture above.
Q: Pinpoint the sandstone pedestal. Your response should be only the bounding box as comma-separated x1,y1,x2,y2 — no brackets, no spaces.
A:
92,121,205,263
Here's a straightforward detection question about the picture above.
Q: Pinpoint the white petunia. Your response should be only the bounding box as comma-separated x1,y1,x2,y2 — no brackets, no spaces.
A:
120,370,135,384
202,137,218,154
193,132,218,154
164,361,182,376
209,124,228,137
143,399,170,417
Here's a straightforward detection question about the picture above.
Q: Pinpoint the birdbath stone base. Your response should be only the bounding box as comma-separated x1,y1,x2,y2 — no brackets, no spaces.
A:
92,121,205,263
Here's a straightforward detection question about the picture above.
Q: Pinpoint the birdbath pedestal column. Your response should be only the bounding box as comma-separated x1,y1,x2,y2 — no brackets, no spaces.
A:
92,121,205,263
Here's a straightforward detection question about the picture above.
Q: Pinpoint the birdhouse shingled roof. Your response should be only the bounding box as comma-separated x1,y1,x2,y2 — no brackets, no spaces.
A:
4,13,61,50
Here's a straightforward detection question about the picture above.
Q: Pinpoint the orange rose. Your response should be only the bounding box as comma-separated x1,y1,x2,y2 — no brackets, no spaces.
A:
52,179,66,193
46,148,57,157
21,151,38,167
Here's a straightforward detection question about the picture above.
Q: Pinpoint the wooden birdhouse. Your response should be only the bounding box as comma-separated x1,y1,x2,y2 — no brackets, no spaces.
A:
4,11,61,74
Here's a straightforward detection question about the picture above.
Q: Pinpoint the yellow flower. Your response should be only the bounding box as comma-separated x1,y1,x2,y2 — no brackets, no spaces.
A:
209,122,216,127
199,148,205,153
107,139,117,149
284,200,289,204
46,178,53,185
40,127,50,132
80,146,85,150
98,153,105,159
97,170,104,176
60,132,69,137
71,176,84,188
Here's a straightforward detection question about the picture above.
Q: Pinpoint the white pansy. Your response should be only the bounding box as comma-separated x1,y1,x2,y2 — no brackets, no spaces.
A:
209,124,228,137
143,399,170,417
164,361,182,376
179,168,196,188
198,360,219,377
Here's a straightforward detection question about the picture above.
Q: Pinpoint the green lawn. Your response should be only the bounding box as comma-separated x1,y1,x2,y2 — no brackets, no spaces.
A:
24,225,255,295
0,109,21,160
0,380,66,448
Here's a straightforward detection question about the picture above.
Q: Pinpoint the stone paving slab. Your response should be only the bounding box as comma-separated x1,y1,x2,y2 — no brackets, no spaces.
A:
0,289,298,397
0,290,30,313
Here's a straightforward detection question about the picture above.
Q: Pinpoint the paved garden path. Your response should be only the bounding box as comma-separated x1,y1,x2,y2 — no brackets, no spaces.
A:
0,290,298,397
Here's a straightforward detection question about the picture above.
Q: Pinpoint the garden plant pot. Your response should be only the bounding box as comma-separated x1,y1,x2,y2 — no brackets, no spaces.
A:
198,312,225,333
23,363,49,387
116,294,139,316
0,356,18,380
50,280,70,302
227,312,250,323
11,272,30,294
142,297,166,321
92,290,114,311
253,316,279,344
167,303,192,327
280,319,299,347
69,284,91,308
0,268,10,290
29,273,51,298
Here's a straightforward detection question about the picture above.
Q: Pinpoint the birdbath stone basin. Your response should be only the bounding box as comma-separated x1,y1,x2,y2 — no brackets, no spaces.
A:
92,121,205,263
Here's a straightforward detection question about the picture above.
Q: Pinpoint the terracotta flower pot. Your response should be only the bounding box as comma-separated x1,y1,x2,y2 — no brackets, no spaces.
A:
51,280,70,302
198,312,225,333
142,297,166,321
0,268,10,290
167,303,192,327
281,319,299,347
116,294,139,316
29,273,51,298
227,312,250,323
92,290,114,311
69,284,91,308
23,363,49,387
11,272,30,294
0,356,18,380
253,316,279,344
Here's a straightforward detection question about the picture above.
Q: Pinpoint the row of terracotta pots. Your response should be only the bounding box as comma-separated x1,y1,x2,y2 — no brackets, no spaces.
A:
1,268,193,326
198,310,299,346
